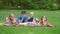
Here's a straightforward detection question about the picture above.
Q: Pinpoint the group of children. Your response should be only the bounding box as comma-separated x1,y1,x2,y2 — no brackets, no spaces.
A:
4,11,55,27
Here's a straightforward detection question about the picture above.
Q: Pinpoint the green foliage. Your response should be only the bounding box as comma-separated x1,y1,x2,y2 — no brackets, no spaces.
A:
0,0,60,10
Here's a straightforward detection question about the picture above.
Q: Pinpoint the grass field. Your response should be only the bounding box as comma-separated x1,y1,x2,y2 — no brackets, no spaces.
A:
0,10,60,34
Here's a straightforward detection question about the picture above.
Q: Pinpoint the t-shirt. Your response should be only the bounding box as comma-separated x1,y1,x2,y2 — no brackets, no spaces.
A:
17,16,28,23
28,17,33,22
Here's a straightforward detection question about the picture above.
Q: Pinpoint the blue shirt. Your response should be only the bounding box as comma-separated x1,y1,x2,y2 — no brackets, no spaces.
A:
17,16,28,23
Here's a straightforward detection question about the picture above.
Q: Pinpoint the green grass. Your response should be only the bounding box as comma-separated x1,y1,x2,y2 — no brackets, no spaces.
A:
0,10,60,34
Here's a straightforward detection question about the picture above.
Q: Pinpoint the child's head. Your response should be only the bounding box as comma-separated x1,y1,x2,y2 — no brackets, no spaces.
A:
30,11,34,17
21,11,26,18
39,16,47,26
9,13,15,20
41,16,47,21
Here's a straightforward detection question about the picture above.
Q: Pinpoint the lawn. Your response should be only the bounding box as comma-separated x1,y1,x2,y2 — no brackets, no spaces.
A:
0,10,60,34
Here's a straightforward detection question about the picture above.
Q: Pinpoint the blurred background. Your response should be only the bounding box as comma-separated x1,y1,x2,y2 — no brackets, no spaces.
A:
0,0,60,10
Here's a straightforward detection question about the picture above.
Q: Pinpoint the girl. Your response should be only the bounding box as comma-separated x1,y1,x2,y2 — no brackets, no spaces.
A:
4,13,17,26
38,16,55,27
28,11,34,22
27,11,36,26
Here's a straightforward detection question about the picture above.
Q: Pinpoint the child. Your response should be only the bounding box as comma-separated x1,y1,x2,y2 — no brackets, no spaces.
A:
17,11,28,26
28,11,34,22
17,11,28,23
4,13,16,26
27,12,36,26
38,16,55,27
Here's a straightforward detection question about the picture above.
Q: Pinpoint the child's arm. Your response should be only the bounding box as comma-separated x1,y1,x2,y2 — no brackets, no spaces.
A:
28,17,31,20
5,17,10,23
18,19,23,23
17,16,23,23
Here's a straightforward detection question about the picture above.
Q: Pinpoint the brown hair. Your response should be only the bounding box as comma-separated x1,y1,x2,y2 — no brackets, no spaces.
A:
39,16,47,26
41,16,47,21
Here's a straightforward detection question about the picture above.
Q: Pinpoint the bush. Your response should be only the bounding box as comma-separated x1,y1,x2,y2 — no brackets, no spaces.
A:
0,0,60,10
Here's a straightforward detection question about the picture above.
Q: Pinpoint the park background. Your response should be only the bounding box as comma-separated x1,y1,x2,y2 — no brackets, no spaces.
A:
0,0,60,34
0,0,60,10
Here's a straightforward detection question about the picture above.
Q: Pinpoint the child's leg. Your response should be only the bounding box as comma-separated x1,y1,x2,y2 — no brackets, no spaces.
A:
4,22,10,26
46,23,55,27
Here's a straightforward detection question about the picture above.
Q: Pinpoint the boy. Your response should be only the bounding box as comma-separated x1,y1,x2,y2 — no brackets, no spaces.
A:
17,11,28,26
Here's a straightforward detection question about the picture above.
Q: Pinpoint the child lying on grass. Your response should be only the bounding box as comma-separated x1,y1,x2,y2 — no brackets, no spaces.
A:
27,11,36,26
4,13,17,26
16,11,28,26
37,16,55,27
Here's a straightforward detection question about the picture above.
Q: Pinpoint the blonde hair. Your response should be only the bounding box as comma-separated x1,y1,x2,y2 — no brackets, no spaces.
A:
8,13,15,21
30,11,34,15
9,13,15,17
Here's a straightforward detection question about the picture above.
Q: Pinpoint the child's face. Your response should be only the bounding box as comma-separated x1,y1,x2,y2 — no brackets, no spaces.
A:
21,14,26,18
10,16,14,20
43,16,46,21
30,14,33,17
